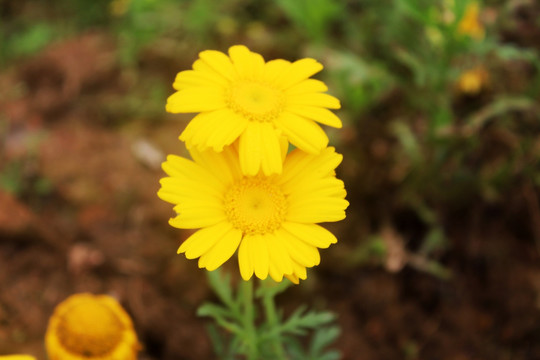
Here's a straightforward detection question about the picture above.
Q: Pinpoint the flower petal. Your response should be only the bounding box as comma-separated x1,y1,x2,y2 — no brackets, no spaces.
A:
169,202,226,229
267,232,293,275
249,234,270,280
286,105,342,128
274,112,328,154
275,58,323,89
180,110,245,151
189,146,242,185
260,122,283,175
238,237,254,280
199,49,237,80
263,59,291,84
173,69,227,90
286,197,349,223
166,87,226,113
229,45,264,79
238,122,283,176
178,221,233,259
276,228,320,267
281,223,337,249
280,147,343,186
204,109,248,151
198,227,242,270
285,79,328,95
287,92,341,109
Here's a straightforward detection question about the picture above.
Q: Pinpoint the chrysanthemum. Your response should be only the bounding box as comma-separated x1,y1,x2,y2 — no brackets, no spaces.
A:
158,144,348,283
45,293,140,360
166,45,342,176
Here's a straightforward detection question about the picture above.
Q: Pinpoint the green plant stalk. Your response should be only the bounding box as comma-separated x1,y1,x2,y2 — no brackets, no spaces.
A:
240,280,258,360
262,283,287,360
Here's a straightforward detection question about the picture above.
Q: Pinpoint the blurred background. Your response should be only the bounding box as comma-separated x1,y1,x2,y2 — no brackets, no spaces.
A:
1,0,540,359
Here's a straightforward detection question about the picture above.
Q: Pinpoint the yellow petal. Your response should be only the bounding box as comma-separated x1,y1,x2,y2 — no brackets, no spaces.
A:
198,227,242,270
263,59,291,84
229,45,264,79
260,122,283,175
178,221,232,259
238,122,268,176
180,110,244,151
204,109,248,151
290,260,308,280
162,155,224,190
249,234,269,280
281,223,337,249
280,147,342,186
287,197,349,223
199,49,236,80
169,203,226,229
285,79,328,95
284,273,299,284
287,92,341,109
284,177,346,199
266,232,293,275
274,58,323,89
286,105,342,128
159,177,223,201
166,87,226,113
276,228,320,267
189,146,242,185
192,58,230,84
173,69,227,90
274,112,328,154
238,237,254,280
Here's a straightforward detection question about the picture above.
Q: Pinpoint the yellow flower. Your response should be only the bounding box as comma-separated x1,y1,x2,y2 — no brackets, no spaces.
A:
457,2,484,39
0,356,36,360
109,0,131,16
45,293,140,360
158,144,348,283
166,45,342,176
457,66,489,95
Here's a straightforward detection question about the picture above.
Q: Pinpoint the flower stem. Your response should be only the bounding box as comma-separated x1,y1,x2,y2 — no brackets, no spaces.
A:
241,280,258,360
262,282,287,360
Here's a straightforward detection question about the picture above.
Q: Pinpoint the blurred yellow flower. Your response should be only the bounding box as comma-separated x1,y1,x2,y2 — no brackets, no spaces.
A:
109,0,131,17
158,144,348,283
0,356,36,360
45,293,140,360
458,2,484,39
167,45,342,176
457,66,489,95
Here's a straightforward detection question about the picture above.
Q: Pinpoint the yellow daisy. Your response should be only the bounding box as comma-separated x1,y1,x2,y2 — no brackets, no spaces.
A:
158,144,348,284
166,45,342,176
457,66,489,95
0,356,36,360
457,2,484,40
45,293,141,360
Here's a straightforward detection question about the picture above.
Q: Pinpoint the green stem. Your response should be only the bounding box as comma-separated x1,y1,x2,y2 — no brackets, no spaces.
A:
241,280,258,360
262,283,287,360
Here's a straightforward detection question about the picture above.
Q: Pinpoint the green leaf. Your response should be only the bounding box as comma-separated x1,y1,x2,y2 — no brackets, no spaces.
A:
197,303,242,334
309,326,340,357
207,270,235,309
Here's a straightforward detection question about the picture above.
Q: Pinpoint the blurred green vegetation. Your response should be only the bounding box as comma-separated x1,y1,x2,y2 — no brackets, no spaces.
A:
1,0,540,276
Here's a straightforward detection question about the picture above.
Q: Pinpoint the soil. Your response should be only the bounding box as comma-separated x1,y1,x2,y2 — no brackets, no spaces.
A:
1,31,540,360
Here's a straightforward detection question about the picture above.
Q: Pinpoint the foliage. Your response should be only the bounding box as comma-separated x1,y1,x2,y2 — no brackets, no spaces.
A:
199,271,340,360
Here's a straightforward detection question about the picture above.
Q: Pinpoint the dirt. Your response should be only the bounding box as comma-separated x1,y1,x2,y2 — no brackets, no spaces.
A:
1,32,540,360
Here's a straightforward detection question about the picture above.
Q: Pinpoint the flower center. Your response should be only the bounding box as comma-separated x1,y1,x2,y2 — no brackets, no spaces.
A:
224,177,287,235
56,300,124,357
227,81,284,122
